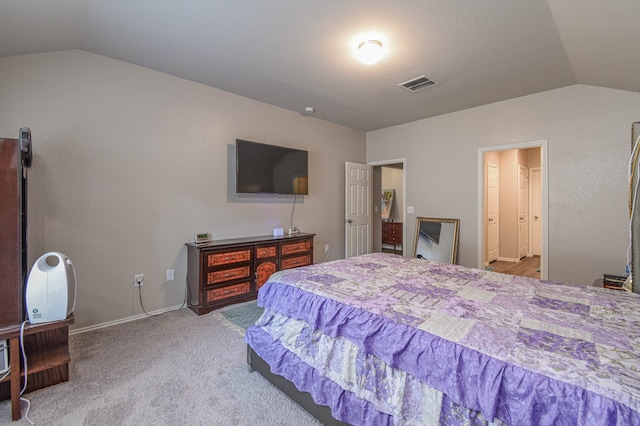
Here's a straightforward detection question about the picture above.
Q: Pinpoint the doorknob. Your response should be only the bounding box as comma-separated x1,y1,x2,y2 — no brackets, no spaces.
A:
535,216,539,220
345,219,353,223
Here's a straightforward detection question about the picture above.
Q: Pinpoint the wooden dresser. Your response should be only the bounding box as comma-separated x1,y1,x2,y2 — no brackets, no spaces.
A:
382,221,402,252
186,233,314,315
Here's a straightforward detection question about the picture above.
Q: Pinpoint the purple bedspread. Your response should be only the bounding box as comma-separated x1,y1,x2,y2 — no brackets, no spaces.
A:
245,253,640,425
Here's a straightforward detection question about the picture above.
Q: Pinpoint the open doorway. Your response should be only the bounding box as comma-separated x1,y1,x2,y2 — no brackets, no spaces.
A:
371,160,406,256
478,141,548,279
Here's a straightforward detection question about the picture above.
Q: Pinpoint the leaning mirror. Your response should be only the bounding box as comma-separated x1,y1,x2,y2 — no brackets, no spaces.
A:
413,217,460,264
381,189,395,220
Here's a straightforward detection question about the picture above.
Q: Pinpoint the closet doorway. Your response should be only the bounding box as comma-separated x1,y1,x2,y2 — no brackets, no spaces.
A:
478,141,548,279
371,160,406,256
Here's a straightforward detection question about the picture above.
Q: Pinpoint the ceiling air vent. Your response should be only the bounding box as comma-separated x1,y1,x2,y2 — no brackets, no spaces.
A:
398,75,437,92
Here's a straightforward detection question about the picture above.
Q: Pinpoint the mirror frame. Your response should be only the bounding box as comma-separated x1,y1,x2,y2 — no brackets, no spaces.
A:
413,217,460,264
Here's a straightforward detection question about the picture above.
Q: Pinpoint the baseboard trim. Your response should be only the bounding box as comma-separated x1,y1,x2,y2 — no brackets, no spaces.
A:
69,304,186,335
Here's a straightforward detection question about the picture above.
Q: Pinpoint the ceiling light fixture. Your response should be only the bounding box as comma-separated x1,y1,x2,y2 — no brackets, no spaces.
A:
357,40,383,65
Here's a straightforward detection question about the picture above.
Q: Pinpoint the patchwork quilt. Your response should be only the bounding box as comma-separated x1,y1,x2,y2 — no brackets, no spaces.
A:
245,253,640,425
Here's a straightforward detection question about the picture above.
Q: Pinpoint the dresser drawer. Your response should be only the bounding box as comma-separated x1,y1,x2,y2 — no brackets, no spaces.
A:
206,249,251,267
281,254,311,270
388,227,401,235
256,261,277,289
387,234,402,244
206,282,250,303
281,240,311,256
256,245,277,259
207,265,251,285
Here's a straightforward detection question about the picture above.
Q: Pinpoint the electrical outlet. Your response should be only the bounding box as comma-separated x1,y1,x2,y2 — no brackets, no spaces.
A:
166,269,175,281
134,274,144,287
324,244,329,253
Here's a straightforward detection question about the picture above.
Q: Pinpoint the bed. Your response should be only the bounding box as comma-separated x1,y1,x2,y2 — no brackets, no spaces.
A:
244,253,640,425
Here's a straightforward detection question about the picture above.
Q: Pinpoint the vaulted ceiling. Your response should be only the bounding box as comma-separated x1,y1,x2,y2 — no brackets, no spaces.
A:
1,1,638,131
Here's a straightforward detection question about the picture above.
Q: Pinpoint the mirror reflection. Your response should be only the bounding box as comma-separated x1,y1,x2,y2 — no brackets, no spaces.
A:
413,217,460,264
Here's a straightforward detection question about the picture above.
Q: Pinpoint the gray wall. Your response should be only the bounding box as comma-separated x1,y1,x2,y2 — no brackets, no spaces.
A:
2,49,638,330
0,50,365,330
368,84,640,286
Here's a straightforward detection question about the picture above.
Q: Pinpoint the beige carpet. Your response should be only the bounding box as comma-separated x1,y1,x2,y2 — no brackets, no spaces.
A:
0,307,321,425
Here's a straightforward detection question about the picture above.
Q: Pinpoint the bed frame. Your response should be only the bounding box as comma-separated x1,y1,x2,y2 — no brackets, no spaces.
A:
246,345,349,426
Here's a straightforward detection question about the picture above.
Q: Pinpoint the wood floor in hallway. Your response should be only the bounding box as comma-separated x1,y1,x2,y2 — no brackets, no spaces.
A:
487,255,540,279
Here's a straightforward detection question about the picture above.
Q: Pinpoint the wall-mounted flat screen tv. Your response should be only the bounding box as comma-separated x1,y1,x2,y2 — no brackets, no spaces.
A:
236,139,308,195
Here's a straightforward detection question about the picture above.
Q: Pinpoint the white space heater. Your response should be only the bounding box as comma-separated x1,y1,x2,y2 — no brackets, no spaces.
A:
25,252,77,324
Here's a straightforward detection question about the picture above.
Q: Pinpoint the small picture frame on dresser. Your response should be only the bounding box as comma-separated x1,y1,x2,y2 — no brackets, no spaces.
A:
195,233,210,244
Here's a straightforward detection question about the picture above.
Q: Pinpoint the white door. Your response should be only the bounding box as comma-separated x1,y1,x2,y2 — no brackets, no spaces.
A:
530,167,542,256
345,162,372,258
487,163,499,263
518,165,529,259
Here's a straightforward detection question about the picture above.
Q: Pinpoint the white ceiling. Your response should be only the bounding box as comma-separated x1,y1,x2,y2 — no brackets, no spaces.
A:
1,0,639,131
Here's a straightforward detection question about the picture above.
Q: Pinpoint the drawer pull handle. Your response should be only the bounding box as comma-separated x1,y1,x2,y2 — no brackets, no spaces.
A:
224,273,233,277
224,290,233,294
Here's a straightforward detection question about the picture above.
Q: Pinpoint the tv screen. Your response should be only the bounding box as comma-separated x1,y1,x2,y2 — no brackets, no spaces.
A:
236,139,308,195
